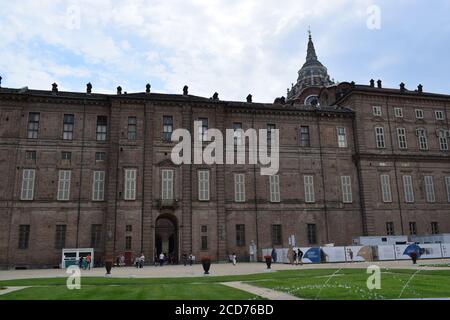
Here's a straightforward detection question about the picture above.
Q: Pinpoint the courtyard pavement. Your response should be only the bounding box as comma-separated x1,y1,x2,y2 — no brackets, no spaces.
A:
0,259,449,281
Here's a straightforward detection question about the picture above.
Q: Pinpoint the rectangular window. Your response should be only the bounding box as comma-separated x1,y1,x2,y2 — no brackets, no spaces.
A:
27,112,40,139
95,152,106,162
394,107,403,118
63,114,74,140
198,170,210,201
161,169,174,200
269,175,280,203
57,170,71,201
198,118,208,142
372,106,382,116
397,128,408,149
62,152,72,161
125,236,132,250
233,122,243,146
403,175,415,203
446,177,450,203
96,116,108,141
92,171,105,201
416,129,428,150
337,127,347,148
386,222,395,236
409,222,417,236
55,225,67,249
431,222,439,235
341,176,353,203
304,175,315,203
124,169,137,200
236,225,246,247
127,116,137,140
299,126,311,147
438,130,449,151
201,236,208,250
415,109,424,119
21,169,35,201
380,175,393,203
90,224,102,248
126,225,133,232
18,225,30,249
424,176,436,203
435,111,445,121
234,174,246,203
307,224,317,245
163,116,173,141
271,225,282,246
25,151,36,162
375,127,386,148
267,124,276,146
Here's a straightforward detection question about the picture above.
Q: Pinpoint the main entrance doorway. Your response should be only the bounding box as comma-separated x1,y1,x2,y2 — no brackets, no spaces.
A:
155,215,178,263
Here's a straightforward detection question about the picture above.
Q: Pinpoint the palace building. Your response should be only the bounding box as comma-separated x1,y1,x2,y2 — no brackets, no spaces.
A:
0,34,449,269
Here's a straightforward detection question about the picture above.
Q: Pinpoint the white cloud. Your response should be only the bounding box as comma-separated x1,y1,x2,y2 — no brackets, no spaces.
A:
0,0,376,101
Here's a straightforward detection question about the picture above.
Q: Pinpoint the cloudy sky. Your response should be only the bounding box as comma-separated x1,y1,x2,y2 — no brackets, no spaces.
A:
0,0,449,102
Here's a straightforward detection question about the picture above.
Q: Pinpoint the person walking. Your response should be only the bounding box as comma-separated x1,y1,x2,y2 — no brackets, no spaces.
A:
232,253,237,266
287,247,294,265
189,253,194,266
297,248,303,265
182,253,188,266
78,256,83,269
292,250,297,266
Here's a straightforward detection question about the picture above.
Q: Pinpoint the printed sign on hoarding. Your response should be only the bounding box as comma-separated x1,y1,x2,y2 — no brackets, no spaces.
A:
345,246,373,262
441,244,450,258
376,245,396,261
321,247,346,262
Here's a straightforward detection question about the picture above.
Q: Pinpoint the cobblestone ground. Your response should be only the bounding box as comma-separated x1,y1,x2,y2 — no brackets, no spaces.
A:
0,259,449,281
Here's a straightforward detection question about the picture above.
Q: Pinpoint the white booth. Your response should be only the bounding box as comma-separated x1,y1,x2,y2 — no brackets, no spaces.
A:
62,248,94,269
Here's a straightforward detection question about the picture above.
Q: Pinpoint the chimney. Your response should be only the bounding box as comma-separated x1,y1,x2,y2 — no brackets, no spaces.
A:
370,79,375,88
418,84,423,94
183,85,189,96
246,94,253,103
146,83,151,94
52,83,58,94
400,82,406,93
86,82,92,94
377,80,382,88
117,86,122,95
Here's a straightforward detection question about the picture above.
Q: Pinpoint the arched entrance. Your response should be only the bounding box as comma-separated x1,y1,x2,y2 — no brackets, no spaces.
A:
155,215,178,263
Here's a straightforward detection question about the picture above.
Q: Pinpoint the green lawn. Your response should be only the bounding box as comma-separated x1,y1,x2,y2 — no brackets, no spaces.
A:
0,269,449,300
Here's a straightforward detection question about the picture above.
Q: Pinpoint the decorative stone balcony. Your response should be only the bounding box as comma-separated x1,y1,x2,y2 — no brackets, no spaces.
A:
157,199,179,210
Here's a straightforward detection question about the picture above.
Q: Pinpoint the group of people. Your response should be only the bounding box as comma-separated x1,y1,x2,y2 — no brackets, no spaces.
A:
181,253,196,266
78,254,92,270
134,253,146,268
271,248,304,265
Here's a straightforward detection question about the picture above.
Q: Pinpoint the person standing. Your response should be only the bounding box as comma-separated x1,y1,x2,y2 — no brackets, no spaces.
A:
134,256,140,268
139,253,145,268
292,250,297,266
159,252,165,266
271,248,277,263
182,253,188,266
78,256,83,269
189,253,194,266
86,254,91,270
